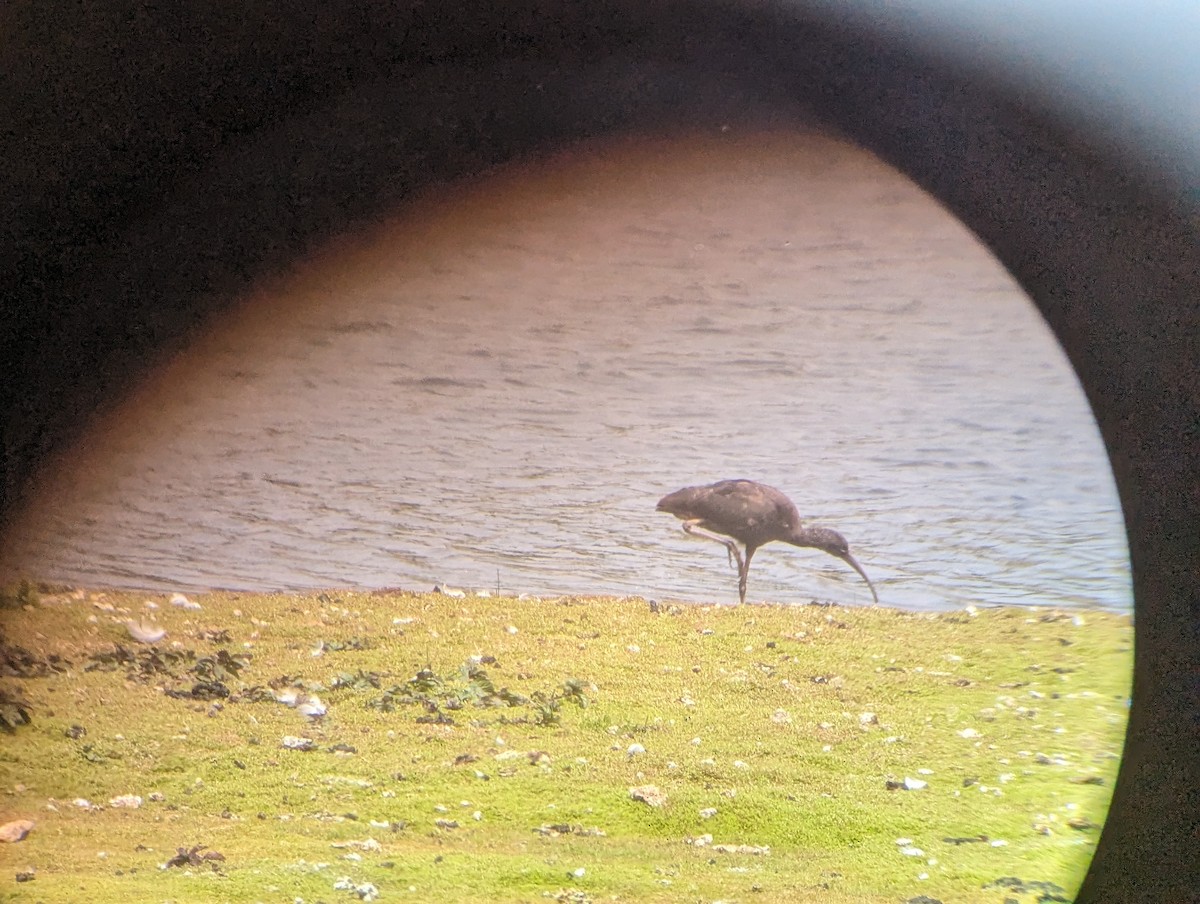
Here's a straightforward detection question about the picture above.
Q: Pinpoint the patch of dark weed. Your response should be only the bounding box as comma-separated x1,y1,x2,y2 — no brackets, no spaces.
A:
0,637,70,677
85,645,195,680
0,688,33,731
0,579,39,609
363,660,588,726
165,845,226,871
983,877,1070,902
314,637,372,653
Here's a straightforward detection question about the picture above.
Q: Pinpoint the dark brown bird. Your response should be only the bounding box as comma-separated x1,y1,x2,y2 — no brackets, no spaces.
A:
656,479,879,605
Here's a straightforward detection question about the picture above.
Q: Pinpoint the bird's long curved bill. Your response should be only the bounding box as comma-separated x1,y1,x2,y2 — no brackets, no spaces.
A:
839,553,879,605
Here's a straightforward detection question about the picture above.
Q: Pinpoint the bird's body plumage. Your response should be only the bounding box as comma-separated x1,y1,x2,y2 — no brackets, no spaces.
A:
656,479,878,605
657,479,801,548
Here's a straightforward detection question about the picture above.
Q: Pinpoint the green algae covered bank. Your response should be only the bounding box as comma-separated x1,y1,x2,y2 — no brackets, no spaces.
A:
0,589,1131,903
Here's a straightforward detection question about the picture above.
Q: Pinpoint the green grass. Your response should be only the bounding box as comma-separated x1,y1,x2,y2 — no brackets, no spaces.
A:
0,589,1131,902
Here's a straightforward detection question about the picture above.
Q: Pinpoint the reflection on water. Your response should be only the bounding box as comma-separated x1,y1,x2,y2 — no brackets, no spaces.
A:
0,131,1131,610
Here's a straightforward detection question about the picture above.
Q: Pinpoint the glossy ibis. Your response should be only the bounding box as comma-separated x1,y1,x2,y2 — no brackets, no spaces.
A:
656,479,878,605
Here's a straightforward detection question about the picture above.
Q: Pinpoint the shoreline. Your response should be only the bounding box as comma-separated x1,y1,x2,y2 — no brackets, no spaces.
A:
1,577,1135,617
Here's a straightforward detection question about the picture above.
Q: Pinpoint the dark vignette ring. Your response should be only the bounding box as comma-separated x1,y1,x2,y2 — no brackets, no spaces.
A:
2,3,1197,901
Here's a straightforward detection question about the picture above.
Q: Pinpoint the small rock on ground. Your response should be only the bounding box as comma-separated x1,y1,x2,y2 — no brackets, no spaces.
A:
0,819,34,843
629,785,667,807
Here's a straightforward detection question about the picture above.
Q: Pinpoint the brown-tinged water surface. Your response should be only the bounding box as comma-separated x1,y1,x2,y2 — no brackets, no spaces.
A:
0,130,1131,611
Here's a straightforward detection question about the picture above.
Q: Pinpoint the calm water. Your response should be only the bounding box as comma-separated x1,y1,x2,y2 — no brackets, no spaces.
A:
0,131,1131,610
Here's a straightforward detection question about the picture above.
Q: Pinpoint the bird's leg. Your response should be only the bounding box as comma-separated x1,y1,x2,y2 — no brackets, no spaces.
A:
681,521,745,574
739,546,757,605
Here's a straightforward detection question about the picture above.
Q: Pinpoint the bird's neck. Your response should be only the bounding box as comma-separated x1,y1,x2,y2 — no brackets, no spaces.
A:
789,527,821,547
789,527,833,552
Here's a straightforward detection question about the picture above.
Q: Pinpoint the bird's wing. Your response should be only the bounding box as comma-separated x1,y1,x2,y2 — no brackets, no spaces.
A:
771,492,801,530
734,481,801,531
712,479,758,498
697,480,770,528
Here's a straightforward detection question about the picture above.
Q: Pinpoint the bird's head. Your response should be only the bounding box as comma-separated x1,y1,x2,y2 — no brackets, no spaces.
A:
796,526,852,558
793,526,880,605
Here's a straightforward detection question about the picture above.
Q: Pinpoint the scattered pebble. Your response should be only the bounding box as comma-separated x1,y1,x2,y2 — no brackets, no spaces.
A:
126,620,166,644
957,728,981,739
109,794,142,809
711,843,770,855
627,743,646,757
333,876,380,901
536,824,606,838
900,846,925,857
700,808,718,819
1036,752,1070,766
281,736,317,751
297,695,328,719
331,839,382,852
0,819,34,843
629,785,667,808
278,691,331,720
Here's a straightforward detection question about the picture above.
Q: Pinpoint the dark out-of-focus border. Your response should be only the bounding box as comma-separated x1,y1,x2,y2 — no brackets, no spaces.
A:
2,4,1197,900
